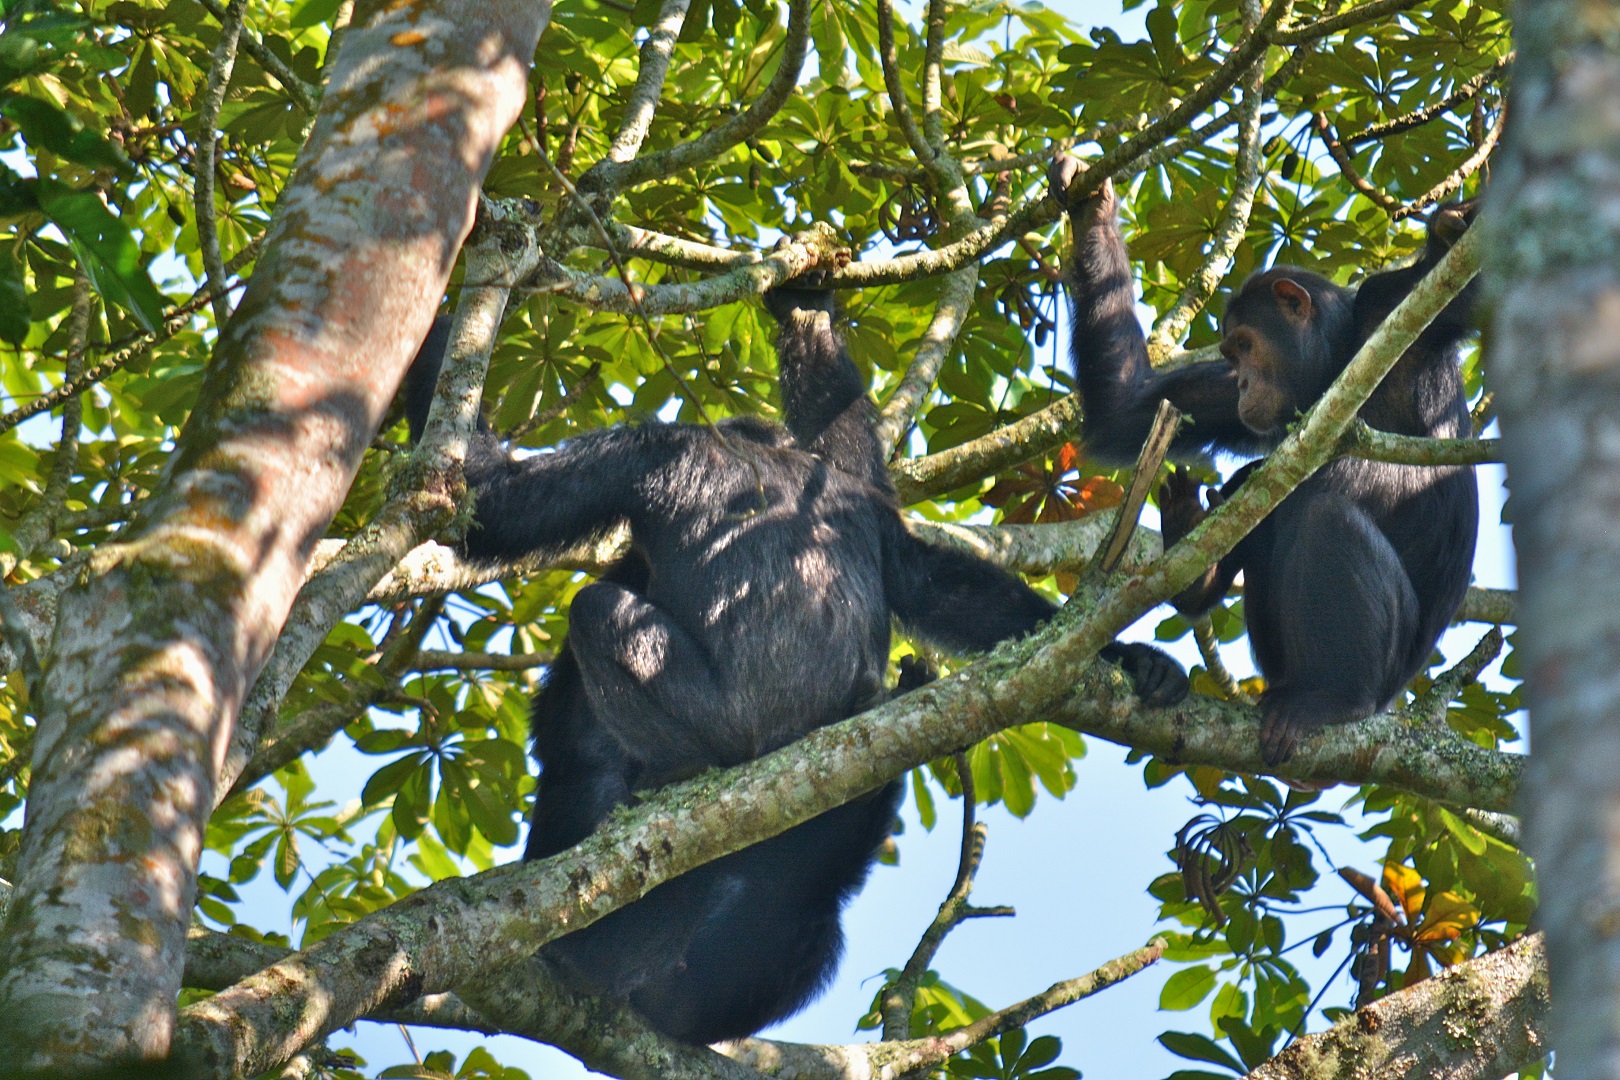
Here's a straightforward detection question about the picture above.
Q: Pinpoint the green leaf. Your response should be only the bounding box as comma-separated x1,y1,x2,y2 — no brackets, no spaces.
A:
0,243,27,344
1,94,129,171
1159,965,1218,1011
34,179,166,331
1157,1031,1242,1073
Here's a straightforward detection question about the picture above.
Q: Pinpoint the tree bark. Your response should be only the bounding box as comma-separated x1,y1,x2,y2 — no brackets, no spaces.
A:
0,0,549,1069
1244,935,1548,1080
1487,1,1620,1076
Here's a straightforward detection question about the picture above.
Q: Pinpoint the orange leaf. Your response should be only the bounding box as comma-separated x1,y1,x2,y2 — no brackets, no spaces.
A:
1075,475,1125,510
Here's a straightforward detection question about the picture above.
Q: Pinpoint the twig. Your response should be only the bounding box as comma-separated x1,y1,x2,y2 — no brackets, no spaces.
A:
229,597,444,799
412,649,552,672
1269,0,1426,44
1314,112,1401,211
1404,626,1503,727
880,755,1013,1040
4,273,89,571
1146,0,1265,354
1055,0,1294,206
1094,401,1181,575
500,361,603,443
1194,615,1254,704
195,0,319,114
195,0,249,326
1390,102,1506,220
0,238,261,436
1346,54,1514,147
595,0,811,190
876,0,933,161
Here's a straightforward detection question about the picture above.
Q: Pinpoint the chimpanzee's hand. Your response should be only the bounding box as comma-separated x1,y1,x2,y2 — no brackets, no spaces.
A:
1048,153,1115,221
1158,467,1221,549
1429,197,1479,249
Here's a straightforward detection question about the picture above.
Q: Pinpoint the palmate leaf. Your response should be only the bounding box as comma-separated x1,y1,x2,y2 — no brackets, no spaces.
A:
34,179,166,331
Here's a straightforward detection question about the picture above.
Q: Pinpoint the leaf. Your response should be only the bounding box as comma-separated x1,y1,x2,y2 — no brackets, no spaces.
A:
34,179,166,331
1159,965,1217,1011
1157,1031,1242,1073
1,94,129,171
0,243,27,344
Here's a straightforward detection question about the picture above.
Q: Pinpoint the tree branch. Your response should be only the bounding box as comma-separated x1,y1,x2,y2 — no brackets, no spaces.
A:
592,0,811,190
1146,5,1265,354
880,757,1011,1039
1340,420,1501,465
218,203,543,803
1244,935,1547,1079
724,940,1167,1080
876,0,933,161
1345,53,1514,147
194,0,248,326
601,0,692,166
195,0,319,114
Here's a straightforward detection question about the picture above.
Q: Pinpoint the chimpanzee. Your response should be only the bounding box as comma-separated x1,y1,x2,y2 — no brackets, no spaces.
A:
1048,152,1479,765
403,281,1188,1044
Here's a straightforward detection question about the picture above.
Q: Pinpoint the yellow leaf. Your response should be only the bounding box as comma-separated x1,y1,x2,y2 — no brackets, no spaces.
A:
1413,890,1479,942
1383,862,1425,922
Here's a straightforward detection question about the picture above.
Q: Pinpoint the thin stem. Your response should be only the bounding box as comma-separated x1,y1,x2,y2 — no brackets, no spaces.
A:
195,0,249,326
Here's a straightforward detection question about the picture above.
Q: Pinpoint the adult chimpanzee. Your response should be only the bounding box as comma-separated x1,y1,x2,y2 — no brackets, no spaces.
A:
404,283,1187,1043
1048,152,1479,765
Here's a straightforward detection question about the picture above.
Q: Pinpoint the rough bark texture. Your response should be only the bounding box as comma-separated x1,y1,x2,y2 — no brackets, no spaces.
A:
1245,935,1548,1080
1487,1,1620,1075
0,0,549,1069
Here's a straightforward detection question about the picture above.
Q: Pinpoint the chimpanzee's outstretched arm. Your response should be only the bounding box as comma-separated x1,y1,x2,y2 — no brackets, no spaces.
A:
765,286,892,493
402,316,671,563
1050,156,1261,464
880,517,1189,706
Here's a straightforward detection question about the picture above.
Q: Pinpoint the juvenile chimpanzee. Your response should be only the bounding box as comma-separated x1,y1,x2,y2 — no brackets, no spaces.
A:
404,281,1187,1044
1049,153,1479,765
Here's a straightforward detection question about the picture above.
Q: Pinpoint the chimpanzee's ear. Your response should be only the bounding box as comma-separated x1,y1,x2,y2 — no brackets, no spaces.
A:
1271,277,1313,323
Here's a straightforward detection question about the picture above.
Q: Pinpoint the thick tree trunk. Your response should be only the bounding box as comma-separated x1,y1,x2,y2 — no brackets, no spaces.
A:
1487,2,1620,1076
0,0,549,1069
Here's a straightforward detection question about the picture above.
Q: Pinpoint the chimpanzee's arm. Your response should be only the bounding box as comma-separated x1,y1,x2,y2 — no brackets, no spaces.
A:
402,316,668,563
1351,200,1479,349
1051,159,1261,463
765,286,892,493
881,517,1189,705
881,520,1058,652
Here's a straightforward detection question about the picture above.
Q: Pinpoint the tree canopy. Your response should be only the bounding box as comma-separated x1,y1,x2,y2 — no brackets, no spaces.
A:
0,0,1541,1076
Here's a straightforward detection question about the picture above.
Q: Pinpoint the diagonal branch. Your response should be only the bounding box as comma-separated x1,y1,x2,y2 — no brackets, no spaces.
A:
1244,934,1547,1080
879,757,1012,1040
601,0,693,166
195,0,319,114
876,0,934,161
217,199,544,803
1346,53,1514,147
594,0,811,190
1146,0,1266,354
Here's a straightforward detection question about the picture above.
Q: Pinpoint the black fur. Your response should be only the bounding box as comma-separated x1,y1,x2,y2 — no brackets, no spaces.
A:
404,291,1186,1044
1051,157,1479,764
